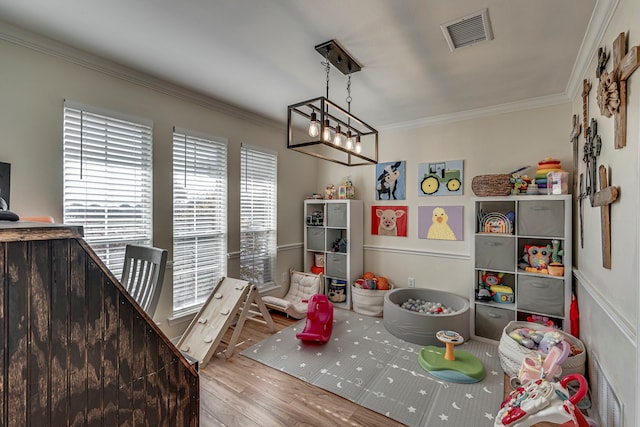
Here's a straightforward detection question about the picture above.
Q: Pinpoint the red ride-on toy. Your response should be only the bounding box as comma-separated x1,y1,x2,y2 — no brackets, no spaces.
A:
296,294,334,343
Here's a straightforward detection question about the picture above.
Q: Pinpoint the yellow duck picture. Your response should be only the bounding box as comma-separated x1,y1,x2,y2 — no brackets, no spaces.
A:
427,207,457,240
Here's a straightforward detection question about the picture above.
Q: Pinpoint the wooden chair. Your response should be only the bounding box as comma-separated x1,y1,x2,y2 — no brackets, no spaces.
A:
121,244,168,318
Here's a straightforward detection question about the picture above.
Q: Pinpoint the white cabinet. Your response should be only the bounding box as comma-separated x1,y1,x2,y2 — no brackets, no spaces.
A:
304,199,363,310
471,195,572,342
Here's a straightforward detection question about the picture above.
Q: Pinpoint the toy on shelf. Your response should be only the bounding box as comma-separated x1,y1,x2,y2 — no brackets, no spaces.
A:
495,374,596,427
476,271,514,303
338,176,356,199
296,294,334,343
534,158,565,194
548,239,565,276
519,244,552,274
479,211,514,234
510,174,533,194
418,330,485,384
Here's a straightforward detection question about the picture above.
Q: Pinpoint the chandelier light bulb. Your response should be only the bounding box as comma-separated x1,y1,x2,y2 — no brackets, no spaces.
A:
308,112,320,138
333,125,342,146
345,131,353,150
322,119,331,142
355,135,362,153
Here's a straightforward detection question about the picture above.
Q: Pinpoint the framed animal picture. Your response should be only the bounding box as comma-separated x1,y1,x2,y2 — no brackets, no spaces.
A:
375,161,405,200
418,160,463,196
371,205,408,237
418,205,463,241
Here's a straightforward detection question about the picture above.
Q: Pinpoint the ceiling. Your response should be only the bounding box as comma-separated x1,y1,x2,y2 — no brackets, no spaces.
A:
0,0,601,129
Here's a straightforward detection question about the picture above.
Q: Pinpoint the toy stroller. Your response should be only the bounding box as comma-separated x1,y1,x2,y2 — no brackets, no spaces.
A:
296,294,333,343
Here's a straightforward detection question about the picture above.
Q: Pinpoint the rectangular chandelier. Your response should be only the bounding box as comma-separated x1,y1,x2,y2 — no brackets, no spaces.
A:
287,40,378,166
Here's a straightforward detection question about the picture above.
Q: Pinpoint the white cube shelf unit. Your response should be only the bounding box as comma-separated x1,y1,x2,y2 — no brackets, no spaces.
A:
471,195,572,342
304,199,363,310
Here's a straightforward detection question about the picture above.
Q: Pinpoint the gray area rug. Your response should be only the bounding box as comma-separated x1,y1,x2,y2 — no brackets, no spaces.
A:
241,309,503,426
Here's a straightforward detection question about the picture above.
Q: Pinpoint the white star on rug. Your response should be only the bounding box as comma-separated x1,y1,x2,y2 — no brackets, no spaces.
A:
484,413,494,420
439,414,448,421
465,393,474,399
320,369,328,374
491,370,498,375
300,363,306,368
419,390,427,395
350,354,357,359
356,366,363,371
408,406,416,413
316,352,322,356
347,329,352,332
391,364,399,369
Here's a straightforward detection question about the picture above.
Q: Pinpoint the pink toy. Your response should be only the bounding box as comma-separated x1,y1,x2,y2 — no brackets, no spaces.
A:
515,340,570,385
296,294,334,343
496,374,596,427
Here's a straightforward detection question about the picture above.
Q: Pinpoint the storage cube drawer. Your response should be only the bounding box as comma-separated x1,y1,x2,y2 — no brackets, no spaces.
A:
306,228,325,251
475,235,515,272
326,203,348,228
518,200,564,237
517,275,565,317
325,253,347,279
475,305,515,341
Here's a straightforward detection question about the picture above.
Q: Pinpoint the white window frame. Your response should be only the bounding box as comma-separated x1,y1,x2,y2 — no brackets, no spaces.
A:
240,143,277,291
172,128,228,314
63,100,153,275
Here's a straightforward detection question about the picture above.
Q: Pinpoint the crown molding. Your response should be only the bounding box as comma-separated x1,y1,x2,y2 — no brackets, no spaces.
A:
379,93,570,131
565,0,620,100
0,19,283,131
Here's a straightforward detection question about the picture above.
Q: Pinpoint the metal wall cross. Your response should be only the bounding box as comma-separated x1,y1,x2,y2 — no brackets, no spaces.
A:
583,118,602,206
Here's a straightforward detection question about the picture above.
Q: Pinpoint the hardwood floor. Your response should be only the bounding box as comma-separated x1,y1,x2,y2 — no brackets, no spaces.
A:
198,311,404,426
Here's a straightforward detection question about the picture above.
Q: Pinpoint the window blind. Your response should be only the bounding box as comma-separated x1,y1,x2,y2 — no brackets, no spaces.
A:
63,101,153,275
173,128,228,313
240,144,277,289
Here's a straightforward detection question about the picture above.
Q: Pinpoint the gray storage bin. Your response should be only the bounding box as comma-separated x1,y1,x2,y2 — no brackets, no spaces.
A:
475,235,515,272
518,200,564,237
306,228,325,251
326,203,348,228
517,275,565,317
475,305,515,341
325,252,347,279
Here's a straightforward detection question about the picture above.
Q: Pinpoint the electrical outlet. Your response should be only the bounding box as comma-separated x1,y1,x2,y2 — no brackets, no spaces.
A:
408,277,415,288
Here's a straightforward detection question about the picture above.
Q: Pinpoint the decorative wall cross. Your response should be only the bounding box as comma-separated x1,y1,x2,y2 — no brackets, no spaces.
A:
582,79,591,138
610,32,640,149
570,114,581,196
593,165,618,269
583,118,601,206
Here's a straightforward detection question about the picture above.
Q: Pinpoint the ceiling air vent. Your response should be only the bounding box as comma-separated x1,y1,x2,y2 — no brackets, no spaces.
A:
441,8,493,52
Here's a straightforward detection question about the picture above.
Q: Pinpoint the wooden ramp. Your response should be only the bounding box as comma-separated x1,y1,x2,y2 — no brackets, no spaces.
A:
177,277,275,367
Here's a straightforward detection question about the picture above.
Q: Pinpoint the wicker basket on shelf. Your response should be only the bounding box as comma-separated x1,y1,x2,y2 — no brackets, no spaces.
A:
471,174,512,196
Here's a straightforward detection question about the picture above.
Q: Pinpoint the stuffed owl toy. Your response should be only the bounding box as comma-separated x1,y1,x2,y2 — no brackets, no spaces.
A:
519,244,552,271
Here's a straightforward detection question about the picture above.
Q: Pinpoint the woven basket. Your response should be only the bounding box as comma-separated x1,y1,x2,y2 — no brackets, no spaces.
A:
471,174,512,196
498,321,586,378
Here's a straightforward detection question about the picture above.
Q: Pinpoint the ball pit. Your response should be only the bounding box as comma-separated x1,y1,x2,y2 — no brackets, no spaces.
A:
383,288,470,346
400,298,455,314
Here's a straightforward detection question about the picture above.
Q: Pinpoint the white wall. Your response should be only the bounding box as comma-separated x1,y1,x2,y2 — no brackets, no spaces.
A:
0,32,316,338
316,0,640,423
569,0,639,423
318,103,572,298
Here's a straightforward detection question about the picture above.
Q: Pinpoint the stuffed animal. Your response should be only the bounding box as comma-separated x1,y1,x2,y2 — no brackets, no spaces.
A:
519,244,552,273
